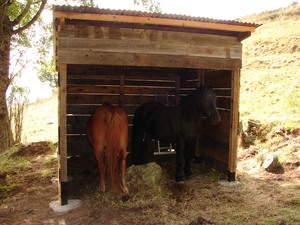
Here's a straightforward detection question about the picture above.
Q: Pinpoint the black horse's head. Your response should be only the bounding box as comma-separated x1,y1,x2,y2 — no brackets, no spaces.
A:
196,86,221,125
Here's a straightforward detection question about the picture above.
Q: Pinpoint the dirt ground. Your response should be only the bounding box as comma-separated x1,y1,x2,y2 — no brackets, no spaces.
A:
0,142,300,225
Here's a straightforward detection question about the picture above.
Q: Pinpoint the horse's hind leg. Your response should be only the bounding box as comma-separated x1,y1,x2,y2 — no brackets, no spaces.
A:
175,140,185,183
120,149,129,195
95,146,106,192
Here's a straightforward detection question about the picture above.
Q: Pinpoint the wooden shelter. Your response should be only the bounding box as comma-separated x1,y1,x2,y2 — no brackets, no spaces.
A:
53,5,259,205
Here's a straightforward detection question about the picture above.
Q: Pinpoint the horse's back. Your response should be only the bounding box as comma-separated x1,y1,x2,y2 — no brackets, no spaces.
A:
87,105,128,145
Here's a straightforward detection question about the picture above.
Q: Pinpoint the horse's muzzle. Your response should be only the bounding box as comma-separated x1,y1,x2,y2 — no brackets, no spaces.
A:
209,114,221,125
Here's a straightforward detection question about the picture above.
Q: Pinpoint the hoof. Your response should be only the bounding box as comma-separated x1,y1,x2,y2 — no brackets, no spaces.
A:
121,194,130,202
185,174,194,180
176,175,184,183
176,180,185,185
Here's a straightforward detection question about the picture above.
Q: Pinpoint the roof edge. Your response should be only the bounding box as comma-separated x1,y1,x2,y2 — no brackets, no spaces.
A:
53,5,260,33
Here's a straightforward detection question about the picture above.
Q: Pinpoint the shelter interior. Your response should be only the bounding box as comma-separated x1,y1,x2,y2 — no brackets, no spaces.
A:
66,65,232,172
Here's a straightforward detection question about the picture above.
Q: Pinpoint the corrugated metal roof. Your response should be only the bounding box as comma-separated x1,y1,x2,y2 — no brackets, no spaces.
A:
53,5,260,28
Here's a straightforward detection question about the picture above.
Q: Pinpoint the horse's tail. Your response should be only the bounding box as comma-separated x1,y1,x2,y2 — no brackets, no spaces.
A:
106,110,124,193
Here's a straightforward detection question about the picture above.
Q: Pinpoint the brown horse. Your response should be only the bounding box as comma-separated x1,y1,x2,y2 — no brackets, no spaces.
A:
86,103,129,196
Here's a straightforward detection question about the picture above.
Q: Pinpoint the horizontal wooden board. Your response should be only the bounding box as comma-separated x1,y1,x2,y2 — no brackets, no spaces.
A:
59,25,242,47
67,85,176,95
67,135,93,156
66,110,231,144
58,36,242,60
67,64,183,77
58,50,242,70
67,94,171,105
67,104,137,115
202,122,230,145
201,137,229,164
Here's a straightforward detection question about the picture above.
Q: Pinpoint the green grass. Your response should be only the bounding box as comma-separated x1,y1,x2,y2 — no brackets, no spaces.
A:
0,148,31,175
239,9,300,159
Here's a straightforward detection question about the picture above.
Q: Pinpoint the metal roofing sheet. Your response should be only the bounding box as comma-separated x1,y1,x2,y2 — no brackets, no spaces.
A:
53,5,260,28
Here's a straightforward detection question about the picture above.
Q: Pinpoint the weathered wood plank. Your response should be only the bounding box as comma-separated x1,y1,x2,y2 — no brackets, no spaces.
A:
228,69,240,175
202,122,230,145
67,104,138,115
58,36,242,59
59,25,242,46
201,144,229,165
58,64,67,182
58,50,242,70
67,93,157,105
67,135,93,156
67,64,182,77
58,63,68,205
67,85,176,95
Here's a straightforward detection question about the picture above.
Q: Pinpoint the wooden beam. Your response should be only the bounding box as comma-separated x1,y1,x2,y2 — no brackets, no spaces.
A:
58,64,68,205
53,11,257,33
58,25,241,46
58,50,242,70
58,36,242,60
228,69,240,181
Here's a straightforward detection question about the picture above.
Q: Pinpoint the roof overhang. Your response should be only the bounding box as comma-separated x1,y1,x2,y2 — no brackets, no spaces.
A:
53,6,260,38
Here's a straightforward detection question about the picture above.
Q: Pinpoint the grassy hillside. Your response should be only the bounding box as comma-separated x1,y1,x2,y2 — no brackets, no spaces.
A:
237,3,300,163
22,92,58,144
240,2,300,128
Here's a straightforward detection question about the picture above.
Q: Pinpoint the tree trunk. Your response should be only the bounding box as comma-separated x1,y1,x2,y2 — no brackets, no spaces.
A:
0,37,11,152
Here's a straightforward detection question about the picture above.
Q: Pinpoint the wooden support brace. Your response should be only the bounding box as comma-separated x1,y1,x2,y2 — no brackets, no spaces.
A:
228,69,240,181
58,64,68,205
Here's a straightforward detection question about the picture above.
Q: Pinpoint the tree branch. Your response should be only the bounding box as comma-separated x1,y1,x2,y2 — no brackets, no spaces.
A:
11,0,33,27
12,0,47,35
0,0,13,8
0,0,14,37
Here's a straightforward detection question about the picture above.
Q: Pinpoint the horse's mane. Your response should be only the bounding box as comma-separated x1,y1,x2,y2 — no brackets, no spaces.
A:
179,85,211,105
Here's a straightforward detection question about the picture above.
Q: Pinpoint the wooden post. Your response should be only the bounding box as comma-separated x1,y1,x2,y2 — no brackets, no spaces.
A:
228,69,240,181
58,63,68,205
198,69,205,87
119,74,125,106
175,74,180,105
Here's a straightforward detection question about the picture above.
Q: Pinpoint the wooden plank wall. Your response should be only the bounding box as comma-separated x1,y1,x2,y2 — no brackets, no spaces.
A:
56,21,242,70
65,65,232,173
66,65,181,156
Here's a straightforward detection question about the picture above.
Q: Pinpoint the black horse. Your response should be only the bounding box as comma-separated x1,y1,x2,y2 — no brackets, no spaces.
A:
131,85,221,182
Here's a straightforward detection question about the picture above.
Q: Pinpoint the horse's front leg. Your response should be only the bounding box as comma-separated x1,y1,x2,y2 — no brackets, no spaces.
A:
184,140,195,178
175,139,185,183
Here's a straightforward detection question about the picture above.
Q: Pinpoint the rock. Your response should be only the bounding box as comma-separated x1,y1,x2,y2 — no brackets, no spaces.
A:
243,135,256,145
274,129,285,136
262,154,281,172
239,146,259,159
188,216,214,225
49,199,81,212
126,162,163,191
248,119,261,128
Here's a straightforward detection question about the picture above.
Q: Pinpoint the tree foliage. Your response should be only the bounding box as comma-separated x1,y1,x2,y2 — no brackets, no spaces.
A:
134,0,161,12
0,0,47,151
